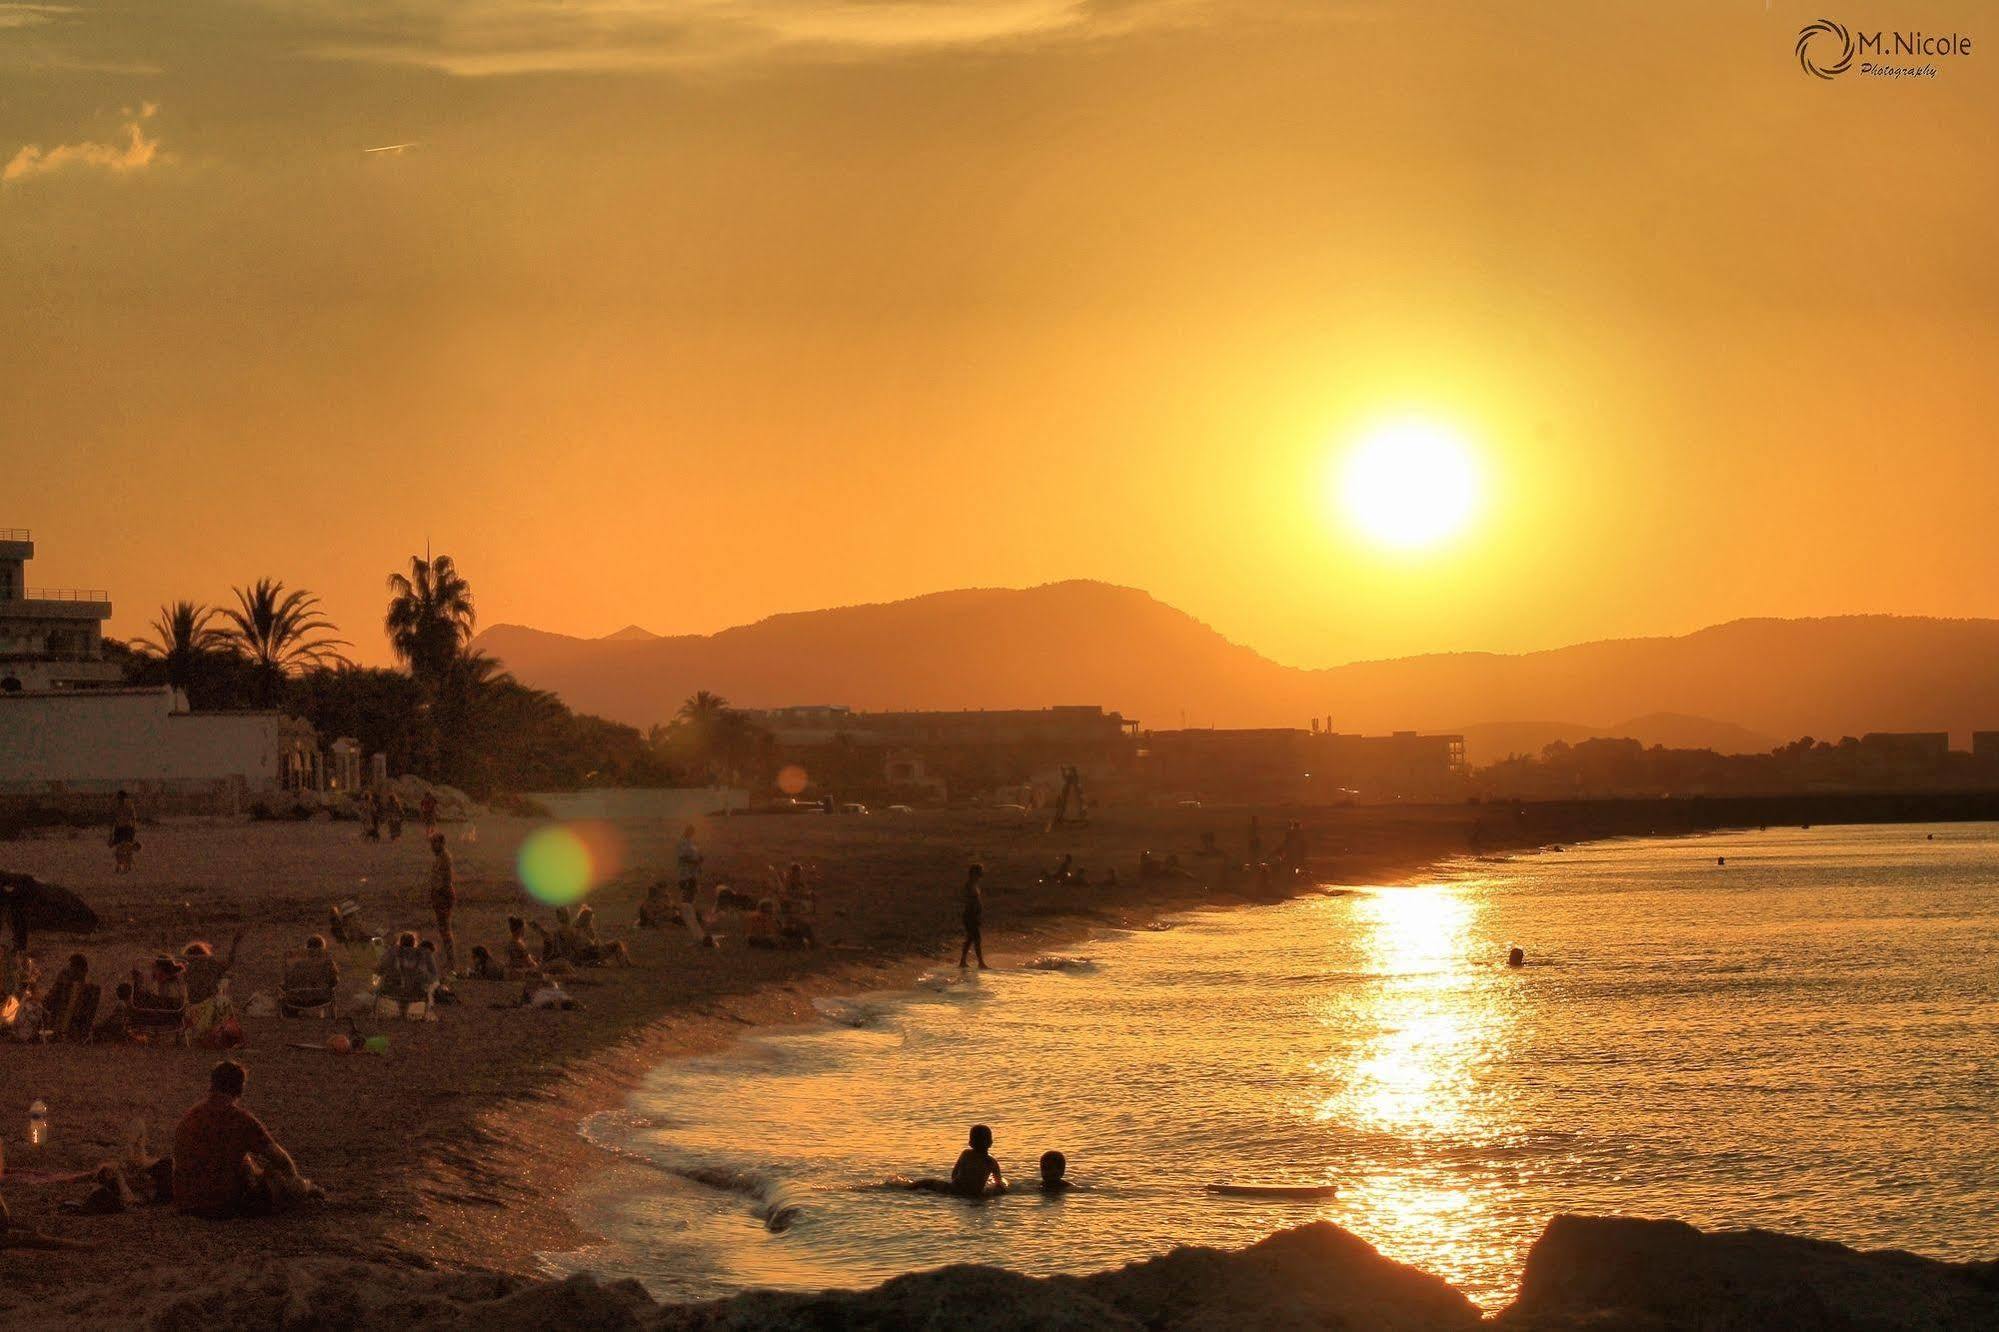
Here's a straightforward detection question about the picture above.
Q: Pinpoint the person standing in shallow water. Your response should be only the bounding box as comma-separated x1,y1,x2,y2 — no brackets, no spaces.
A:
958,863,987,970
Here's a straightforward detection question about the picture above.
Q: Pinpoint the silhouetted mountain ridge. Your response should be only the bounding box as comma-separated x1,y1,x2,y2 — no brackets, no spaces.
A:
473,585,1999,748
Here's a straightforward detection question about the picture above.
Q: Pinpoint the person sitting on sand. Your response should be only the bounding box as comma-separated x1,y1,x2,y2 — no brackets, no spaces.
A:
777,894,816,948
503,915,542,979
280,936,339,1015
374,932,437,1004
93,981,136,1044
132,956,188,1014
745,899,780,948
1038,1150,1073,1194
466,944,507,981
172,1060,312,1219
45,952,100,1042
2,981,47,1042
572,905,632,967
181,929,245,1004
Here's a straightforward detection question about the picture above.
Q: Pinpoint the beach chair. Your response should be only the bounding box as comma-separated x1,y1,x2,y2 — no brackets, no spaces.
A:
279,952,338,1019
371,975,440,1022
129,999,189,1046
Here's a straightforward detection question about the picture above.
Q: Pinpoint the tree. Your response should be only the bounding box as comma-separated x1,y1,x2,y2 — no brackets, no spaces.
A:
133,600,229,691
223,578,349,705
385,554,476,687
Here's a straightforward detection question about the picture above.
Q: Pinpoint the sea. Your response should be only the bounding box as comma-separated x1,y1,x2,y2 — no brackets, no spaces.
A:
547,822,1999,1312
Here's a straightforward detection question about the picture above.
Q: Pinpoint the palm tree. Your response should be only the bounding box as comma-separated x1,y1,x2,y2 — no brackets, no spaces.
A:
133,600,229,690
222,579,349,704
385,555,477,687
677,690,731,725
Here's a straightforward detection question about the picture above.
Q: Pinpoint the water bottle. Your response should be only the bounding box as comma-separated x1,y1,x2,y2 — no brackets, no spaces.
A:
28,1098,47,1148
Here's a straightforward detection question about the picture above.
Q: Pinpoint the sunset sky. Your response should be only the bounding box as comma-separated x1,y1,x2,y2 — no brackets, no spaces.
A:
5,1,1995,669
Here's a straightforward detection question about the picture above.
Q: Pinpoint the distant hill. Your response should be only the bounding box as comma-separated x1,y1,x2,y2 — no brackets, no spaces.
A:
472,584,1999,750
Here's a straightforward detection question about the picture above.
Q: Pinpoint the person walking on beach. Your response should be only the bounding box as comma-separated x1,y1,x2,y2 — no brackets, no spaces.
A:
110,790,139,872
958,863,987,970
385,792,405,841
419,790,439,837
675,826,703,906
427,833,458,975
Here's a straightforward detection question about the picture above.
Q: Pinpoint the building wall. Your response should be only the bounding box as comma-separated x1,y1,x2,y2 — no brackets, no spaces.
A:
0,687,289,790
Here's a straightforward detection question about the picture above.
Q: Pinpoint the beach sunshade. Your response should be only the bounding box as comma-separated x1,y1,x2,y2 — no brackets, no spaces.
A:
0,871,101,937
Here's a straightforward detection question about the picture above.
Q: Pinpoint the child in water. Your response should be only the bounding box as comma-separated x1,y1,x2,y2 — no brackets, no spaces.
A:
1038,1150,1073,1194
899,1124,1008,1198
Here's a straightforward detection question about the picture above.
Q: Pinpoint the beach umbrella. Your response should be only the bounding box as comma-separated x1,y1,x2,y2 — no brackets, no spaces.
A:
0,872,100,946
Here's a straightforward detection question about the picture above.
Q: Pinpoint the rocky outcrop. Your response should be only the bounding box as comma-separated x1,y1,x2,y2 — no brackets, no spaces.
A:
664,1222,1482,1330
1500,1214,1999,1331
113,1216,1999,1331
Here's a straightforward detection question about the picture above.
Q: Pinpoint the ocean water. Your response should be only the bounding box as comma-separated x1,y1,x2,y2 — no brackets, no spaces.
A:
550,823,1999,1311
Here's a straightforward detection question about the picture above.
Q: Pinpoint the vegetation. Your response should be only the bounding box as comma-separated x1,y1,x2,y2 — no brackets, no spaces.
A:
119,559,682,798
648,691,772,787
133,600,230,692
223,578,350,706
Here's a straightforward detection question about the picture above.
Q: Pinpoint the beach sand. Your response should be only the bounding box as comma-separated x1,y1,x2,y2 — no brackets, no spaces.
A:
1,793,1983,1324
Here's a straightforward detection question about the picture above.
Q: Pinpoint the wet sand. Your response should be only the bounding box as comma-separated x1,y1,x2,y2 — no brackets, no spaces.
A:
2,792,1992,1323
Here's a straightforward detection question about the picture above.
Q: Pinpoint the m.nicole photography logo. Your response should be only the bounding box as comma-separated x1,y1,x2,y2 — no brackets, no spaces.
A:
1796,18,1974,79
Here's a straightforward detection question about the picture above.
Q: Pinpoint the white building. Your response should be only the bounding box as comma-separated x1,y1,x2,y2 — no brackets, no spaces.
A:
0,528,120,692
0,527,322,808
0,686,318,800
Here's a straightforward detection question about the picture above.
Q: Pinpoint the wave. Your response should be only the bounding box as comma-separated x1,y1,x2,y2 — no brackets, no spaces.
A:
1025,954,1099,973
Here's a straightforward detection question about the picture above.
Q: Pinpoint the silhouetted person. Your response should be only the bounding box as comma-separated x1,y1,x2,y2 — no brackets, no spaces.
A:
951,1124,1006,1197
1038,1150,1072,1194
173,1060,302,1218
958,864,987,970
1507,947,1525,968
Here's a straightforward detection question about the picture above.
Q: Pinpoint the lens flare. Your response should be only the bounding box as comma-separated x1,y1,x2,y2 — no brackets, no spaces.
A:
517,821,625,906
777,764,809,796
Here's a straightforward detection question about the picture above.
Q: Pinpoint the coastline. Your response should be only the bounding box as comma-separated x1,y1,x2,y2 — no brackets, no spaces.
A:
5,792,1998,1324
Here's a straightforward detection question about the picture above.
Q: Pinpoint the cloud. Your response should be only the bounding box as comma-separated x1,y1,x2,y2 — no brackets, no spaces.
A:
0,3,75,30
296,0,1199,76
3,102,164,183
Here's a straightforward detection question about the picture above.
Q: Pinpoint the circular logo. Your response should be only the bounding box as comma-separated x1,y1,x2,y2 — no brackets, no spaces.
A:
1796,19,1854,78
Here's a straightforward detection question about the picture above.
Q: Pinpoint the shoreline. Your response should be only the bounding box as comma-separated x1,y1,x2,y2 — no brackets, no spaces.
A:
5,792,1998,1324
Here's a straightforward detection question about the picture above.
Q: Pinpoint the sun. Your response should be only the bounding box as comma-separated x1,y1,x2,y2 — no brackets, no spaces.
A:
1336,420,1481,550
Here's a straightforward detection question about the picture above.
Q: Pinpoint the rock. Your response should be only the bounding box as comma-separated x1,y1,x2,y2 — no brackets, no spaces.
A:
1499,1214,1999,1331
652,1222,1481,1330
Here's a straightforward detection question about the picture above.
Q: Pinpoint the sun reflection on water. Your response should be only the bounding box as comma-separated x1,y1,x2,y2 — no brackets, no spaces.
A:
1312,881,1514,1295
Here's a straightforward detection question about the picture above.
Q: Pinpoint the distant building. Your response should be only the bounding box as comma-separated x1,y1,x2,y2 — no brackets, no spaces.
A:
748,704,1139,750
0,527,324,812
1858,732,1950,761
1142,725,1467,803
744,704,1139,803
0,528,120,692
1972,731,1999,763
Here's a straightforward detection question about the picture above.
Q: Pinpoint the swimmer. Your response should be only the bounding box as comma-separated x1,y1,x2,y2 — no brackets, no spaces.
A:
1717,856,1725,866
892,1124,1008,1199
1506,946,1525,968
1038,1150,1072,1194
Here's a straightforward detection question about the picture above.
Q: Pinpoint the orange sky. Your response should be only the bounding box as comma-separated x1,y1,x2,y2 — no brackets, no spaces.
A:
4,2,1996,668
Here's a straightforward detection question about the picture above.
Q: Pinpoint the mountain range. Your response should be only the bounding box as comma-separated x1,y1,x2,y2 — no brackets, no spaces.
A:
471,581,1999,758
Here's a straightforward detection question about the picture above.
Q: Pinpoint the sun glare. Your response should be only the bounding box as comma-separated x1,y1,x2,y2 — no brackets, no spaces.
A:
1338,420,1481,550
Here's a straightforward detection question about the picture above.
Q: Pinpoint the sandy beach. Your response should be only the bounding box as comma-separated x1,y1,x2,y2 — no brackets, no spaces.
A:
4,792,1996,1325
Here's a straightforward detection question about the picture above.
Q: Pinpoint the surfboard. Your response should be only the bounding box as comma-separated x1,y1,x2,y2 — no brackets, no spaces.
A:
1205,1182,1339,1200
